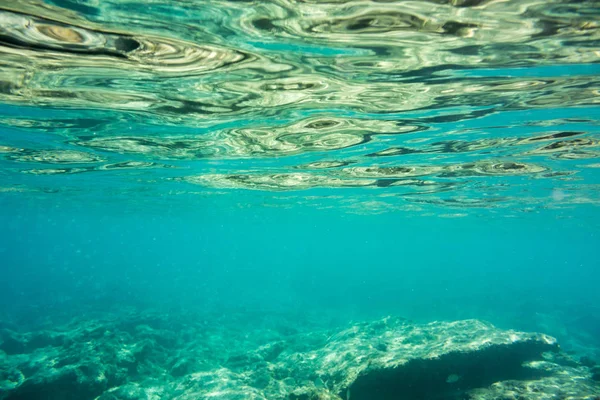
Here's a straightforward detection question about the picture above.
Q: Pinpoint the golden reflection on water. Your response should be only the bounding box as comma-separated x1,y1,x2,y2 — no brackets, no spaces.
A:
0,0,599,212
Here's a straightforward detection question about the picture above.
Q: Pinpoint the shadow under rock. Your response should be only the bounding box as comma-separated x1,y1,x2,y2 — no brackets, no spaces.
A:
344,340,557,400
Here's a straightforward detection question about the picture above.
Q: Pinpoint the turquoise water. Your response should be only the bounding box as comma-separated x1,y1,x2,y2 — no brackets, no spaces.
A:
1,0,600,399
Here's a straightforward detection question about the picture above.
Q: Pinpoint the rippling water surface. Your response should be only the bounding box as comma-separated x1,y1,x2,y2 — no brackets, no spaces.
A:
1,1,600,399
0,0,598,213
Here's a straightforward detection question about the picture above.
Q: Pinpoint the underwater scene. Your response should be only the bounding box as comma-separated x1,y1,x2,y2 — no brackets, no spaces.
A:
1,0,600,399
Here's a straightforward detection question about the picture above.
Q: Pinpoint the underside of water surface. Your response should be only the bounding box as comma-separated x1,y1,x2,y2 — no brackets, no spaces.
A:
1,0,600,399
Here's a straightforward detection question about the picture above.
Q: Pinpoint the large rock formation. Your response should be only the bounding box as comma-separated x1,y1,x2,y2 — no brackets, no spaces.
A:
1,312,598,399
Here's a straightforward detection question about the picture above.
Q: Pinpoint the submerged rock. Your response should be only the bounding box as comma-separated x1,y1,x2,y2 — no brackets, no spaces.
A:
0,313,598,400
307,318,560,400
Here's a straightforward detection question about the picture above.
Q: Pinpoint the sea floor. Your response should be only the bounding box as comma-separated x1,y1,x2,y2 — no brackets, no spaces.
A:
1,307,599,400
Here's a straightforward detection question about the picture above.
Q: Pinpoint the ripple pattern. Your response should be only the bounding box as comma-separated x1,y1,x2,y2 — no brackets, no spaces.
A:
0,0,599,214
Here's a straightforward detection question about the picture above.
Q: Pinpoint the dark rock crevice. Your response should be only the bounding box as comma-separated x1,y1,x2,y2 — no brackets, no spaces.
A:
343,340,558,400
